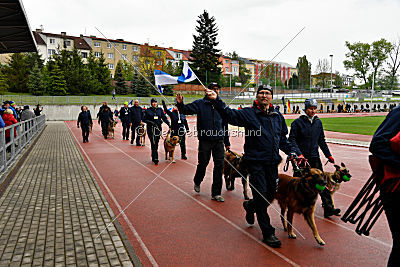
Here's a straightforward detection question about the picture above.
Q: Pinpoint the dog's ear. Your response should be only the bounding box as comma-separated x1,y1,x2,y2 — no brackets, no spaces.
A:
334,164,341,170
341,162,346,167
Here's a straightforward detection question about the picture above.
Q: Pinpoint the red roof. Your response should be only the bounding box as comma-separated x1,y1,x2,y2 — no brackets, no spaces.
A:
32,31,45,45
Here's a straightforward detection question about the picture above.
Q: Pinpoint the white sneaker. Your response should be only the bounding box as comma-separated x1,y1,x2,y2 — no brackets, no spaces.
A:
211,195,224,202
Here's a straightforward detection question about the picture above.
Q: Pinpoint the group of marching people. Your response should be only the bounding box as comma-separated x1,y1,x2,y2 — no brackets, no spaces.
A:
76,82,399,265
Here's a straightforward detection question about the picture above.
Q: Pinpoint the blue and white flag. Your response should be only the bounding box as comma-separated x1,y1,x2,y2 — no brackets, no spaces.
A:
154,62,197,93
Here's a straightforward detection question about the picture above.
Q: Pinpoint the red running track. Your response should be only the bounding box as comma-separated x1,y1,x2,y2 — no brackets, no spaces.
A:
66,119,391,267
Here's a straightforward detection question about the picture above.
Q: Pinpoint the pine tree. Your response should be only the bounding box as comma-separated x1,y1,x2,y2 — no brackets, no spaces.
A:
96,53,113,94
190,10,221,84
136,75,150,97
297,55,311,89
5,53,29,93
0,67,9,94
130,70,139,94
49,63,67,95
114,61,128,95
27,64,47,95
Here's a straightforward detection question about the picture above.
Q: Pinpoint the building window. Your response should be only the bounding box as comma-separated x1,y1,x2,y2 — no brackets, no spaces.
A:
233,66,238,73
122,54,127,60
133,55,139,61
122,45,127,50
107,43,112,49
94,52,101,58
225,67,229,73
225,60,229,64
110,74,113,79
176,53,181,59
48,49,56,56
81,52,88,58
49,38,55,44
65,40,71,46
108,64,114,69
132,46,138,51
108,53,113,59
156,51,162,57
94,42,101,47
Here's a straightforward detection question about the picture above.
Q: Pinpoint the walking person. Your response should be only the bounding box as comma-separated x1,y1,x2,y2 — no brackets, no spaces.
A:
112,89,116,100
98,106,113,139
33,104,42,116
77,106,93,143
119,102,131,140
143,98,170,165
369,105,400,267
176,82,230,202
288,99,338,218
162,100,190,160
129,100,144,146
211,85,296,247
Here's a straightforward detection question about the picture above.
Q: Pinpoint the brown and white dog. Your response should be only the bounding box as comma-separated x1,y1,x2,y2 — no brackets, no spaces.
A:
164,130,179,163
107,120,117,139
275,167,327,245
223,150,249,200
324,162,352,210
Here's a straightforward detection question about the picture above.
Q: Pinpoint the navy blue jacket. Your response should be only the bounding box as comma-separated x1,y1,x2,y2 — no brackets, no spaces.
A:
143,107,170,129
370,106,400,167
289,114,331,159
98,109,113,124
214,98,294,164
129,106,143,125
119,107,131,124
77,111,92,127
162,102,189,136
177,96,230,146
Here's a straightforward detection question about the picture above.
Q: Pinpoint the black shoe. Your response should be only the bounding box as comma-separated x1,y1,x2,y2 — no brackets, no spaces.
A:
153,160,159,165
262,234,282,248
136,144,141,146
181,155,187,160
83,140,86,143
131,139,134,144
333,208,341,216
324,208,335,218
243,201,255,225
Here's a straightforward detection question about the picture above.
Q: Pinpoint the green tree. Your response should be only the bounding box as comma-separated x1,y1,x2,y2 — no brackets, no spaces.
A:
344,41,371,85
114,61,128,94
288,74,299,89
333,71,343,88
25,52,44,70
48,62,67,95
387,38,400,90
296,55,311,89
86,52,112,95
229,52,251,86
27,64,47,95
162,85,174,96
130,69,140,94
0,67,9,94
369,38,392,90
5,53,29,93
190,10,221,84
136,75,150,97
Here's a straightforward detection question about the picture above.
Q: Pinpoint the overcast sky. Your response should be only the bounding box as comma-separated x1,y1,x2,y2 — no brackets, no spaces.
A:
23,0,400,75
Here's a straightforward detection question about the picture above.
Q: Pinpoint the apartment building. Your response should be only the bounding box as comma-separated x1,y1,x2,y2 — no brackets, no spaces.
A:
165,47,191,66
219,55,239,77
90,37,140,78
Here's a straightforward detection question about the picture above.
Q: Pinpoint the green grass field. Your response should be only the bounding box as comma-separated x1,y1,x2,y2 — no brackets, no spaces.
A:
285,116,386,136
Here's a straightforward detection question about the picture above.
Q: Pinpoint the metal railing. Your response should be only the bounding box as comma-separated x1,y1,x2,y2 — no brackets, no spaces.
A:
0,115,46,173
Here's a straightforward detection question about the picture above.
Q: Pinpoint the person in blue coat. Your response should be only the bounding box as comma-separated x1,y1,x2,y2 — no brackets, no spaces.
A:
143,98,170,165
176,82,230,203
119,102,131,140
129,100,144,146
288,98,337,218
212,84,296,248
162,100,190,160
77,106,93,143
370,105,400,267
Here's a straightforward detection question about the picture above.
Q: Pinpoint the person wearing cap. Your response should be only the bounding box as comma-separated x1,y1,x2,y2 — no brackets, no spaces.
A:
20,105,35,121
176,82,230,202
129,100,144,146
9,101,18,119
77,106,93,143
211,84,296,248
119,102,131,140
143,98,170,165
288,98,337,218
162,100,190,160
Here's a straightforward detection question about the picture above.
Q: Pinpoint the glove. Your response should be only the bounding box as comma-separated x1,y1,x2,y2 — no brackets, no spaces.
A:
289,152,297,160
328,156,335,163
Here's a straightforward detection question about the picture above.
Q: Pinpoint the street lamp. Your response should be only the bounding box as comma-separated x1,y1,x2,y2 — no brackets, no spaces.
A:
329,55,333,89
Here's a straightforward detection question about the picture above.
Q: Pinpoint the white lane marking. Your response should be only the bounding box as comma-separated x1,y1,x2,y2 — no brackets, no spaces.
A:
66,122,159,267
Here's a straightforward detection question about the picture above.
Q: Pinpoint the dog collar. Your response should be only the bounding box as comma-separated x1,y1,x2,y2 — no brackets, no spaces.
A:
168,140,178,146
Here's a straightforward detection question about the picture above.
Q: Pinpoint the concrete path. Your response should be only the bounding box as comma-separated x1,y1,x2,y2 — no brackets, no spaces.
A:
0,122,138,266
